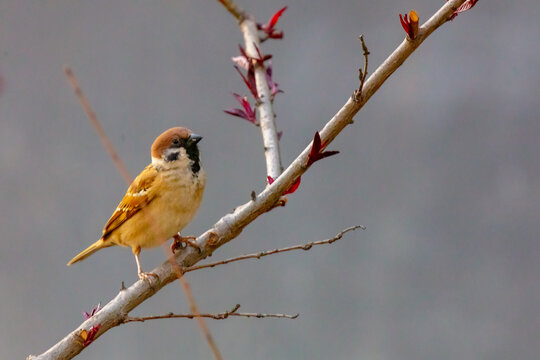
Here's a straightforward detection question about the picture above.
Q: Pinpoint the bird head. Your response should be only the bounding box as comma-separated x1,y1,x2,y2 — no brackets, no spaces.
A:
151,127,203,172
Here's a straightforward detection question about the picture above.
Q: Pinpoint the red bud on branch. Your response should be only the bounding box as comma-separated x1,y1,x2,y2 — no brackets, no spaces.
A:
447,0,479,20
265,60,284,98
239,44,272,65
82,303,102,320
224,93,257,124
80,324,101,347
399,10,419,40
231,55,250,70
267,175,301,195
234,65,258,99
306,132,339,167
252,44,272,64
258,6,288,41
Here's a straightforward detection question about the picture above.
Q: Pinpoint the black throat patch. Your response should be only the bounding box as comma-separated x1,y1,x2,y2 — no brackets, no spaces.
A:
186,145,201,173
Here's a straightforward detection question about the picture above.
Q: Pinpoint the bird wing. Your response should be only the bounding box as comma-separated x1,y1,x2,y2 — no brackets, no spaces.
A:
101,164,159,240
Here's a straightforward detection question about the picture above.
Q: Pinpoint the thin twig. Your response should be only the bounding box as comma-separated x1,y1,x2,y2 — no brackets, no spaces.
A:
64,66,133,184
185,225,365,273
353,35,370,103
123,304,298,322
32,1,471,358
163,246,224,360
63,68,223,360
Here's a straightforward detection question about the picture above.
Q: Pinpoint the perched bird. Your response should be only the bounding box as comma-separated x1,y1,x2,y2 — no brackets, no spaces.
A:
67,127,206,280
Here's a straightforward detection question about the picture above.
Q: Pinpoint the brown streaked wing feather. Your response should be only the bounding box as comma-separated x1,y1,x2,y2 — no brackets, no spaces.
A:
101,165,158,240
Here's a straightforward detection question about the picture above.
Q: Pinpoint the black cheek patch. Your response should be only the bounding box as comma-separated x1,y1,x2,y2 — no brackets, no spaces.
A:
166,152,179,162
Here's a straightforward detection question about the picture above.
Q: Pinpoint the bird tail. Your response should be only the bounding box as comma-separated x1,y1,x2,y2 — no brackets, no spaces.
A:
67,239,111,266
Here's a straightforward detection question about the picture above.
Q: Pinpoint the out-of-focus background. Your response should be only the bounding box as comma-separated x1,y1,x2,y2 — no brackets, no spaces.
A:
1,0,539,359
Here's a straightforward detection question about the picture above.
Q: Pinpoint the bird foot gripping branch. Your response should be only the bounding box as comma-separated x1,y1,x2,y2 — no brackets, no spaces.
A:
171,234,202,254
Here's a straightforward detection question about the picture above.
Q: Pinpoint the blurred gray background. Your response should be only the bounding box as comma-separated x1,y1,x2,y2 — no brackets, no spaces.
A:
1,0,539,359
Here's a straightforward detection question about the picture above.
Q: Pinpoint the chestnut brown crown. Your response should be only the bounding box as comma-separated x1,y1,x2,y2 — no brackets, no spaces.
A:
150,127,202,160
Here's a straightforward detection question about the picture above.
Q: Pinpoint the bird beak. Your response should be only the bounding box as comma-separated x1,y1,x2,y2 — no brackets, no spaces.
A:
188,133,203,145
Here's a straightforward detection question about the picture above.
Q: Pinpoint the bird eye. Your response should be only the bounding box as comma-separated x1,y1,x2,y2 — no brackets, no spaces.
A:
172,138,181,146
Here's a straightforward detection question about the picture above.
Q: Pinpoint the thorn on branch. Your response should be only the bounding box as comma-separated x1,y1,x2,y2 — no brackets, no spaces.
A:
446,0,479,20
399,10,419,40
353,35,370,103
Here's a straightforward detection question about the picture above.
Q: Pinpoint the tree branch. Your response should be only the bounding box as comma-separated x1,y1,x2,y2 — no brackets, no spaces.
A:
216,0,246,22
63,66,133,185
165,250,224,360
241,18,283,179
30,1,470,358
185,225,365,273
353,35,370,103
122,304,298,322
222,0,283,179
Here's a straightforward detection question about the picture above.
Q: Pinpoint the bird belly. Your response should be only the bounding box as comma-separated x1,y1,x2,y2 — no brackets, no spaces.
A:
115,169,205,249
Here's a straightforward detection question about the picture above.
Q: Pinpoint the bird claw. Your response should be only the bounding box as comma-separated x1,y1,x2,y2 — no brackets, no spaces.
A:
172,234,201,254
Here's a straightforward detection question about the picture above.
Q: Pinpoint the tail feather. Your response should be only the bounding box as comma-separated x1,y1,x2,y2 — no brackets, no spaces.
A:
67,239,111,266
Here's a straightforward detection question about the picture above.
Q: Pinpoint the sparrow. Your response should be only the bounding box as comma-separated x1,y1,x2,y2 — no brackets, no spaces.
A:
67,127,206,280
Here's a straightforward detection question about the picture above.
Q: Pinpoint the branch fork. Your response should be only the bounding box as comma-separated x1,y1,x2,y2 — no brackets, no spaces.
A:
353,35,370,103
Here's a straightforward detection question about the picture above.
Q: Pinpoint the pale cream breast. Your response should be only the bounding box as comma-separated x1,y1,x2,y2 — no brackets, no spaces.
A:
112,166,206,249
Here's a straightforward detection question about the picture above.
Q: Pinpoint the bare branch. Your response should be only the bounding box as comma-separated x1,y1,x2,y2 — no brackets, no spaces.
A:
123,304,298,322
63,66,133,185
353,35,370,104
243,19,283,179
32,1,471,358
164,248,224,360
216,0,246,22
219,0,284,179
185,225,365,273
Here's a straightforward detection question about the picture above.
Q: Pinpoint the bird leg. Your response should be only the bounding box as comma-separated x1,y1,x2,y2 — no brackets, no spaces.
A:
172,234,201,253
133,246,158,281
